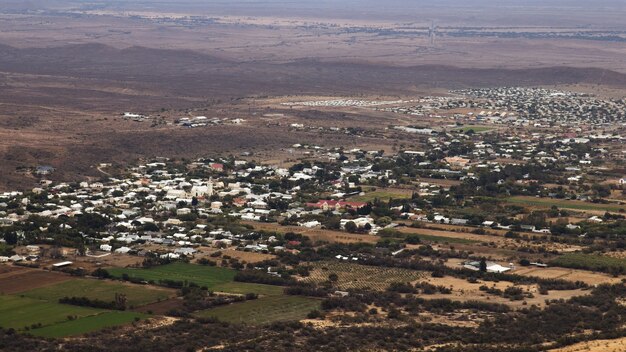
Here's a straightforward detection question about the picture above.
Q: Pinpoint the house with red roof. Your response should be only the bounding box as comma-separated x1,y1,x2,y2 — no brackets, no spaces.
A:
306,199,367,211
209,163,224,171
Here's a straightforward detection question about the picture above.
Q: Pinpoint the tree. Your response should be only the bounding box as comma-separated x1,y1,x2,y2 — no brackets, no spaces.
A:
405,235,421,245
4,232,18,245
76,241,86,257
344,221,358,233
328,273,338,282
479,258,487,272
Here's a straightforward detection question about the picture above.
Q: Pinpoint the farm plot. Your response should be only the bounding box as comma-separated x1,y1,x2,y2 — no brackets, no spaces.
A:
512,266,622,286
29,311,145,338
395,227,487,245
195,295,320,325
0,295,103,330
22,279,174,308
245,221,379,244
0,267,72,294
303,261,424,291
350,188,414,203
549,253,626,274
505,196,626,213
107,262,235,288
107,262,281,295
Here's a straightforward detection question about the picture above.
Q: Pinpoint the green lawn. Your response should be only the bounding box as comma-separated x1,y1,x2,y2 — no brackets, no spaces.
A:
195,295,320,325
550,253,626,273
506,196,625,213
22,279,173,308
108,263,281,295
0,295,103,330
30,311,145,338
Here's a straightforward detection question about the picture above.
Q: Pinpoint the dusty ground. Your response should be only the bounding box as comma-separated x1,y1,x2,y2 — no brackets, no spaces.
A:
246,221,380,244
549,337,626,352
444,258,624,287
0,3,625,191
422,275,589,309
218,249,277,264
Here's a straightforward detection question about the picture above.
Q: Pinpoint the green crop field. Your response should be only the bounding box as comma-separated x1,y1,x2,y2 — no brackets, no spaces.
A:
22,279,173,308
195,295,320,325
211,282,283,296
30,311,145,338
550,253,626,273
505,196,625,213
303,261,424,291
108,263,281,295
0,295,103,330
108,262,235,287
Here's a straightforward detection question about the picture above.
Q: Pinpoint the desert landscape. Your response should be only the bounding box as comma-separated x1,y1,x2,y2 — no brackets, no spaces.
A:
0,1,625,352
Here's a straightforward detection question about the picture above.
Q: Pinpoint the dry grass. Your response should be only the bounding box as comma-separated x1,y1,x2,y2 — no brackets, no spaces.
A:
549,337,626,352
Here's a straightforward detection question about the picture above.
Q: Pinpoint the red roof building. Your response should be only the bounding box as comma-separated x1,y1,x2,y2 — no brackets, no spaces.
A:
305,200,367,211
209,163,224,171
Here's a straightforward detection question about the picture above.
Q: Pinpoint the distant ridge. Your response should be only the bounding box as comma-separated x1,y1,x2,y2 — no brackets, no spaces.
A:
0,43,625,95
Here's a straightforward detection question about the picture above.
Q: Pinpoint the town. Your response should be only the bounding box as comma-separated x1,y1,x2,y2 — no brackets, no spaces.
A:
1,86,626,350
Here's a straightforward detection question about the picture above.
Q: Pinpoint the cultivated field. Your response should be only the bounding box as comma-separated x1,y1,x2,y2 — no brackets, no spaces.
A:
0,267,72,294
350,188,414,203
195,295,320,325
512,266,622,286
395,226,497,244
107,262,281,295
550,253,626,273
0,295,103,330
303,261,424,291
246,221,380,244
217,249,277,263
29,311,145,338
22,279,174,308
506,196,626,213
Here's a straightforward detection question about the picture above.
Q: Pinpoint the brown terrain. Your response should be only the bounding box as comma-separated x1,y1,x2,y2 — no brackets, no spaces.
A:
0,0,626,192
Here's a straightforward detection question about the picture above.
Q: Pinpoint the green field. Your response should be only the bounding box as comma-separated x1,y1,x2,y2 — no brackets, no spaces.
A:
506,196,625,213
211,282,283,296
550,253,626,273
30,311,145,338
108,263,281,295
351,189,413,203
22,279,173,308
195,295,320,325
0,295,103,330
